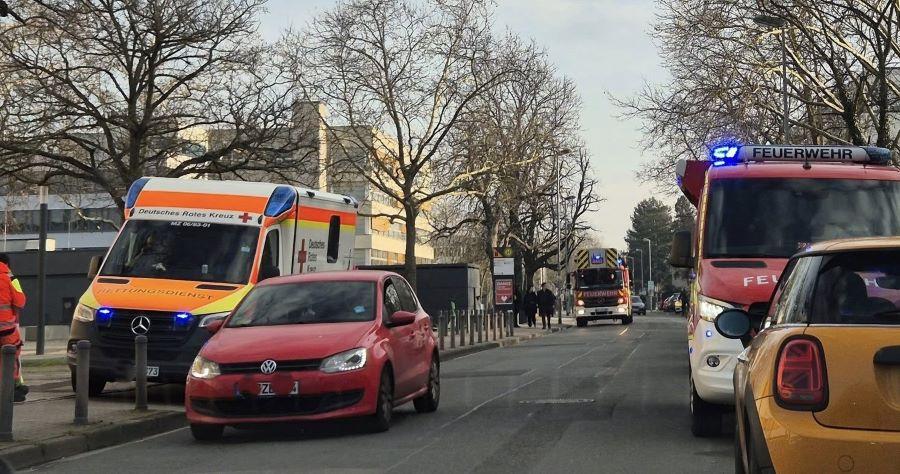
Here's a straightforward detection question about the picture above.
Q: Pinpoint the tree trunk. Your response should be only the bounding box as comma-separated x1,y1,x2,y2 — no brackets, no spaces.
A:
403,207,419,290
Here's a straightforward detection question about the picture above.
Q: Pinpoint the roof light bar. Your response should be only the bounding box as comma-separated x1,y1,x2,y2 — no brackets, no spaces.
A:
709,144,893,166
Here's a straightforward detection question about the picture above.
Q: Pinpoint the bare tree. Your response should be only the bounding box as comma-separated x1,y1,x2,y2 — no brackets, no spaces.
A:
0,0,316,209
616,0,900,186
287,0,512,288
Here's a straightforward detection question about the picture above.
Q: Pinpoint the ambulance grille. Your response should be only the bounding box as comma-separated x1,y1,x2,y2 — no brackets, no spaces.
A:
96,309,193,347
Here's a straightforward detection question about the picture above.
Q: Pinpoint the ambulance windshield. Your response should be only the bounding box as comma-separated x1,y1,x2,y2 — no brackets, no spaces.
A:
100,220,260,283
705,178,900,259
576,269,622,289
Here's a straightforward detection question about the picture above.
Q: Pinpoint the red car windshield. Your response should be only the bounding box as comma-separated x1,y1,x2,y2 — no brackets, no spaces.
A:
227,281,376,327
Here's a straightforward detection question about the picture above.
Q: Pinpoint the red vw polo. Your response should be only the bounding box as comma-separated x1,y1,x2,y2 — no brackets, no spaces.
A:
184,271,439,440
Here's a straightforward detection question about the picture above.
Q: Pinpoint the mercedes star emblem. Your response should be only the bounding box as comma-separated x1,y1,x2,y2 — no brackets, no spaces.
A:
130,316,151,335
260,359,277,375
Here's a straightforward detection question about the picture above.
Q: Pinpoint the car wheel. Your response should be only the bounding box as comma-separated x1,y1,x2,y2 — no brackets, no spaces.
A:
414,357,440,413
690,379,722,437
70,368,107,397
576,318,587,327
621,315,633,325
369,368,394,432
190,423,224,441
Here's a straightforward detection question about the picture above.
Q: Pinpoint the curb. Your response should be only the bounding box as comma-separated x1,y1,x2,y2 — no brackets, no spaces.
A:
440,325,568,361
0,411,185,470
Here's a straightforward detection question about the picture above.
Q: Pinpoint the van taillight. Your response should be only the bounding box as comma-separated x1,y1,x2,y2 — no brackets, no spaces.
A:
775,338,827,410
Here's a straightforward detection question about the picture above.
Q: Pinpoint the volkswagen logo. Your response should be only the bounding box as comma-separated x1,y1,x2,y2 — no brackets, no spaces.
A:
130,316,151,335
260,359,277,375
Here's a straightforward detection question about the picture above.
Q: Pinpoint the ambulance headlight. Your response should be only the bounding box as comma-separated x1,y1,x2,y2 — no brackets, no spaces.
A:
199,312,230,328
698,295,733,322
577,299,585,307
73,303,95,322
617,297,625,304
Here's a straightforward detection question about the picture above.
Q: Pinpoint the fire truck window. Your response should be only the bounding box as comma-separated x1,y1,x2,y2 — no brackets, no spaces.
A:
327,215,340,263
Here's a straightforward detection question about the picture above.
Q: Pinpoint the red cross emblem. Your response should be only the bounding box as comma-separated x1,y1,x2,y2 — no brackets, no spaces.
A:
239,212,252,223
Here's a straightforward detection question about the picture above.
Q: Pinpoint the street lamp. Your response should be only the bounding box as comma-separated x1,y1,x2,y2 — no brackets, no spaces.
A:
644,238,653,310
634,249,645,294
754,14,790,143
555,148,572,325
36,186,48,355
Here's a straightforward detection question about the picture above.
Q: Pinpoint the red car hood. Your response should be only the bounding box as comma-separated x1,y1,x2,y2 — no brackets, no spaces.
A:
699,258,788,308
201,322,375,363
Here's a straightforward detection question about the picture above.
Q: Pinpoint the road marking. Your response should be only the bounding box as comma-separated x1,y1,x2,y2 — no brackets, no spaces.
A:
439,377,540,430
556,346,602,369
618,328,629,336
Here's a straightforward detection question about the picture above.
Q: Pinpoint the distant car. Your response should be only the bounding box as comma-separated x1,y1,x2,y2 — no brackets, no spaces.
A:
185,271,439,440
631,296,646,315
716,238,900,472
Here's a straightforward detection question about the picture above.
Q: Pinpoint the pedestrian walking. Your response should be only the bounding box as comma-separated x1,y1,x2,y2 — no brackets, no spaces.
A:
523,287,538,328
512,292,521,327
537,283,555,330
0,253,28,402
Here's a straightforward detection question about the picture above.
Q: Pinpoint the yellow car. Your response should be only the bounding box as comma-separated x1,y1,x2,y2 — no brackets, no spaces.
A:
714,238,900,473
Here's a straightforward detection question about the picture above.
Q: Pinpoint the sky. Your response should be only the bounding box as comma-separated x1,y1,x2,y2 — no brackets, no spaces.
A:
259,0,671,250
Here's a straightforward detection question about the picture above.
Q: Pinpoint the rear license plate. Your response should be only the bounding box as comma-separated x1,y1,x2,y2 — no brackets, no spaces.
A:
146,366,159,377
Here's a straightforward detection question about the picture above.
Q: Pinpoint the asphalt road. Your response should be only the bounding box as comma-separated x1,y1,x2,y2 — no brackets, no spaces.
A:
33,312,733,473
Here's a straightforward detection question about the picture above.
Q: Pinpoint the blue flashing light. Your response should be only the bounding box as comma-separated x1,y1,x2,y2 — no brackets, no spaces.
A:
174,312,193,326
124,177,150,209
862,146,893,164
264,186,296,217
97,307,113,324
712,160,727,167
705,329,713,338
707,138,744,166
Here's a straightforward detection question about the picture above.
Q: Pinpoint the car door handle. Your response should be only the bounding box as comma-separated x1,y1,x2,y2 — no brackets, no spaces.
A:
874,346,900,366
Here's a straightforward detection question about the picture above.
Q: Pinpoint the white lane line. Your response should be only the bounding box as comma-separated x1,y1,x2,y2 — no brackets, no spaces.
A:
618,328,629,336
556,346,601,370
438,377,541,430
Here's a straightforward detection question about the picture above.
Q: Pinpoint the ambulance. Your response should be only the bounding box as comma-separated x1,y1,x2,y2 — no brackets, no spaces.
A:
670,144,900,437
572,248,633,327
68,177,359,395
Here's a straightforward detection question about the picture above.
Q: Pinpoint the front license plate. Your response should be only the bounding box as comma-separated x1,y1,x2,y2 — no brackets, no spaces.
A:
146,366,159,377
258,382,275,397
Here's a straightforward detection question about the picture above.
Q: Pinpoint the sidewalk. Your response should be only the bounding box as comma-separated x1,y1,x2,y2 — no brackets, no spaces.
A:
0,319,571,470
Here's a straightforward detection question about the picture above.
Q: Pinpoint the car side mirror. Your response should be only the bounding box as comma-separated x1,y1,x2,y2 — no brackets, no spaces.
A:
87,255,103,279
205,319,224,334
387,310,416,327
714,309,752,346
669,230,694,268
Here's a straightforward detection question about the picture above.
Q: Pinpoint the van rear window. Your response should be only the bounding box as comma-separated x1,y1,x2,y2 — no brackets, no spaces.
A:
100,220,259,284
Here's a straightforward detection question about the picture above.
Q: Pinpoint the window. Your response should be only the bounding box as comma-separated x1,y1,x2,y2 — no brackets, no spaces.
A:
810,250,900,325
383,280,402,320
100,220,259,283
772,257,819,325
327,215,340,263
227,281,376,327
393,277,418,312
260,229,280,279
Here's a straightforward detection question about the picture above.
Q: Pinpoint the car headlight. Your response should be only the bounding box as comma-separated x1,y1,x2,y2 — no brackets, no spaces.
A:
320,348,367,373
190,356,221,379
698,295,733,322
198,312,230,328
617,297,625,304
576,299,584,307
73,303,95,322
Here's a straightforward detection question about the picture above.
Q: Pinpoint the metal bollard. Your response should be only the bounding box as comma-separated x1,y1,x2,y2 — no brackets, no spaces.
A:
459,310,466,347
438,311,445,351
135,335,148,411
450,310,456,349
477,310,483,343
492,311,498,341
0,345,16,441
468,310,475,346
509,310,515,337
74,340,90,425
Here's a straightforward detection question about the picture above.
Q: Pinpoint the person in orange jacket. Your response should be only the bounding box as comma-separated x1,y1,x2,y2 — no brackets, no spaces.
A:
0,253,27,402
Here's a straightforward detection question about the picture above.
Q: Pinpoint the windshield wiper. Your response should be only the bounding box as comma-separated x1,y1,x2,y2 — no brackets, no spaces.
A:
871,309,900,318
